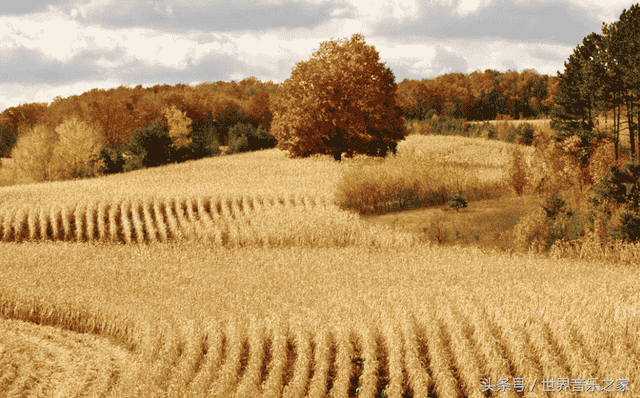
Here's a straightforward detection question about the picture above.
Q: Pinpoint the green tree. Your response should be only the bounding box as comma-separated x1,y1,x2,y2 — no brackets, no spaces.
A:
271,33,407,161
603,4,640,159
589,157,640,242
124,123,174,169
550,33,609,166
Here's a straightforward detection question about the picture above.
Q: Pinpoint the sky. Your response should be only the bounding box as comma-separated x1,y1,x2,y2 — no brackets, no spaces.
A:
0,0,633,113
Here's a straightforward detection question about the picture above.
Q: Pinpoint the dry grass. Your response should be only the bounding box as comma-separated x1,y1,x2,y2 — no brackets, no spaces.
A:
1,243,639,396
335,135,534,214
1,133,639,396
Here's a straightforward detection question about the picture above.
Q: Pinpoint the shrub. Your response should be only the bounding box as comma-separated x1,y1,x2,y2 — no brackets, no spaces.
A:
190,121,221,159
589,157,640,243
588,139,618,185
495,114,513,121
509,147,528,196
517,123,536,146
251,126,277,150
512,207,551,252
0,123,21,158
444,192,468,212
125,123,174,168
122,155,145,173
526,134,590,196
486,124,497,140
423,213,449,244
590,157,640,213
512,191,584,253
228,122,254,154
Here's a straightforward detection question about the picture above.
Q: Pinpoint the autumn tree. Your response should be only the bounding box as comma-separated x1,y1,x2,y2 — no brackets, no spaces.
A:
10,123,58,183
162,104,192,148
271,33,407,161
0,102,48,157
52,115,102,180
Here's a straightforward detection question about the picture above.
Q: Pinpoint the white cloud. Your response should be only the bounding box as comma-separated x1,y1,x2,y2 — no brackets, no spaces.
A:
0,0,610,112
3,16,88,62
456,0,485,15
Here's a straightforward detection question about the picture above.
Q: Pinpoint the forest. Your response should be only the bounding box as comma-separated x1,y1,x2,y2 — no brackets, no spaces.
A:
3,1,640,184
0,68,557,163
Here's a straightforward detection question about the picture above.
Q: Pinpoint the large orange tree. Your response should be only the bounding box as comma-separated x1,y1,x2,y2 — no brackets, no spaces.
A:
271,34,407,161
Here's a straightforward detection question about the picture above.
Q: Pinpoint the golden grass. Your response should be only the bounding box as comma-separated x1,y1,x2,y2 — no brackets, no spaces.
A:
335,135,535,214
1,242,639,396
1,133,639,396
0,316,138,396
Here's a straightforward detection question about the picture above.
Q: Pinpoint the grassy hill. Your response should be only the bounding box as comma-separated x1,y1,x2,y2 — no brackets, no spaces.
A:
0,134,638,397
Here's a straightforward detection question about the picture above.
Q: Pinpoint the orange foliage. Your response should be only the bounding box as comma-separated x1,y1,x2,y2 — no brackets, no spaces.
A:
271,33,406,159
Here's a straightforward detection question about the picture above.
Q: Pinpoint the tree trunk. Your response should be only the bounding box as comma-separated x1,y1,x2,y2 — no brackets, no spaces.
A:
615,96,620,161
627,91,636,159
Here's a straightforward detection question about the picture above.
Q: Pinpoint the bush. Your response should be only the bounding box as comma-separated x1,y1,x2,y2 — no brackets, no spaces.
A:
125,122,174,168
512,207,552,252
512,191,585,253
486,124,497,140
589,157,640,243
227,122,254,154
122,155,145,173
444,192,468,212
0,123,21,158
517,123,536,146
526,134,590,196
509,147,528,196
588,139,619,185
252,126,278,150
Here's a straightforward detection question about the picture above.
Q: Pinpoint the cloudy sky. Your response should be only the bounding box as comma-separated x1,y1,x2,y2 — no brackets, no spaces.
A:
0,0,632,113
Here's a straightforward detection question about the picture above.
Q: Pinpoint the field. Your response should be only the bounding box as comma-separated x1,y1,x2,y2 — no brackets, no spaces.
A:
0,134,639,397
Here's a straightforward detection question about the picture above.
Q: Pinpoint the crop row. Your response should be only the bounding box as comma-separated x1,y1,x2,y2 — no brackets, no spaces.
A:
0,194,416,247
6,309,633,397
0,195,316,243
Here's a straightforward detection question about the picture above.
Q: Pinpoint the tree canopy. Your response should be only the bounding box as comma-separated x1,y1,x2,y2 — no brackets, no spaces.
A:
551,4,640,162
270,33,407,161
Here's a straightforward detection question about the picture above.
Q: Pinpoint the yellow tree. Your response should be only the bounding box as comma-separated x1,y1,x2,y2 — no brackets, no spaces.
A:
162,104,192,148
271,33,407,161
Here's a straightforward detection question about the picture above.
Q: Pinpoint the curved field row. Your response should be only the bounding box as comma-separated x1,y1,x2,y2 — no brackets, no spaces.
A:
1,239,639,397
4,314,635,397
0,194,416,247
48,313,634,397
0,317,138,398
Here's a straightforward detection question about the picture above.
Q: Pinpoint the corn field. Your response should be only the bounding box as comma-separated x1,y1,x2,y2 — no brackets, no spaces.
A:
0,194,416,247
0,138,638,397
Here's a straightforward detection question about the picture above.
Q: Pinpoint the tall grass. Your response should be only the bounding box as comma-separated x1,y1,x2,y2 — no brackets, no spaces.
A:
335,135,530,214
1,243,639,396
2,130,640,396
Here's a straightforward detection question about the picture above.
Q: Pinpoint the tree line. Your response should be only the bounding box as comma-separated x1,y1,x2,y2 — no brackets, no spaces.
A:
0,78,277,160
396,69,558,121
0,69,560,163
